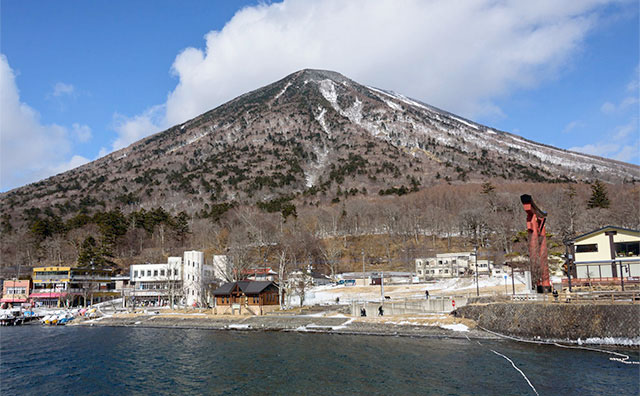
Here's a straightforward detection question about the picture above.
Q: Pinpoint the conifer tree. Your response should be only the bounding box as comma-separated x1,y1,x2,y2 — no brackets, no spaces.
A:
587,180,610,209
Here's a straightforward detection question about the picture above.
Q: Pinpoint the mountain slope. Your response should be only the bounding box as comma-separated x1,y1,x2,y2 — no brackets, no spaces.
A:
2,69,638,218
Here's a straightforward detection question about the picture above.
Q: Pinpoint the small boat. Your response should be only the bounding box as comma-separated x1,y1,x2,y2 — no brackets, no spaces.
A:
0,312,16,326
57,313,74,325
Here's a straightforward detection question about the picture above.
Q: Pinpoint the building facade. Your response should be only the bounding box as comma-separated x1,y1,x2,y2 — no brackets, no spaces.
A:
30,266,116,307
129,251,216,307
129,260,183,306
183,250,215,307
212,280,280,315
1,279,31,307
569,226,640,285
415,252,492,280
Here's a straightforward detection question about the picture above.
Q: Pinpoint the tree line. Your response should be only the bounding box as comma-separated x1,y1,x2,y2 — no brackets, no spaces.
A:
1,180,637,280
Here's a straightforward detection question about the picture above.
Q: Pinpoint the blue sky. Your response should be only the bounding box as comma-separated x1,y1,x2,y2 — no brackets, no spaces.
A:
1,0,638,191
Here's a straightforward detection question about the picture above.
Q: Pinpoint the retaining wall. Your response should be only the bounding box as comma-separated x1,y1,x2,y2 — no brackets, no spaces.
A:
456,302,640,340
351,296,468,317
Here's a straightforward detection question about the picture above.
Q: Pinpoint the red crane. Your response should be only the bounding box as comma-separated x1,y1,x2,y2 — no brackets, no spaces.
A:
520,194,551,293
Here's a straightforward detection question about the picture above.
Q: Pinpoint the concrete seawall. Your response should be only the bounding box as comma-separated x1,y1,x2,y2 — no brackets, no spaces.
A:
456,302,640,340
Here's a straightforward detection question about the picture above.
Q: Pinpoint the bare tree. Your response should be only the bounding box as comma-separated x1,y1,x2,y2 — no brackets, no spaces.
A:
319,237,343,278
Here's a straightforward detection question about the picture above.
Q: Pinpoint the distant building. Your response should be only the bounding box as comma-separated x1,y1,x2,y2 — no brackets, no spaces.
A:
212,280,280,315
30,266,116,307
243,267,278,282
129,251,215,307
289,268,332,286
1,279,31,307
129,261,183,306
415,252,492,280
112,274,130,291
569,226,640,285
183,250,216,307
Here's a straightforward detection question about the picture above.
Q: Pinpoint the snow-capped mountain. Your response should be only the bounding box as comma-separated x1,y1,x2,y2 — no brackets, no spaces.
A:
2,69,638,215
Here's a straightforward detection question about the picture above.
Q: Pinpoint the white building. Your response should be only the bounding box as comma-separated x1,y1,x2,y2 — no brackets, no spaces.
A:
416,252,492,280
183,250,215,307
130,260,183,306
569,226,640,283
129,251,215,307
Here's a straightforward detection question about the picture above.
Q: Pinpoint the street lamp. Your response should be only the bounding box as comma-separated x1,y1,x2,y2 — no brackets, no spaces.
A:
474,245,479,297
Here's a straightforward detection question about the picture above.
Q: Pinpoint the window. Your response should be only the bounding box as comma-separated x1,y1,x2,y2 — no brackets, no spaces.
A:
615,242,640,257
174,269,178,276
576,244,598,253
134,271,138,278
147,270,151,276
160,269,165,276
153,270,158,276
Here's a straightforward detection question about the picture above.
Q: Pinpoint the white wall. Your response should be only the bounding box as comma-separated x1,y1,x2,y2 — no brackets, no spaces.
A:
183,251,215,306
131,263,181,283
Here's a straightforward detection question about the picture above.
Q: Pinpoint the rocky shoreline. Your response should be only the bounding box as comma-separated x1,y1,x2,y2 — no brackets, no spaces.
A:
73,312,496,340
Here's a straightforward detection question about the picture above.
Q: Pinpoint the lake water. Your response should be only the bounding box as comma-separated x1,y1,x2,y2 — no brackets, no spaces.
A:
1,326,638,395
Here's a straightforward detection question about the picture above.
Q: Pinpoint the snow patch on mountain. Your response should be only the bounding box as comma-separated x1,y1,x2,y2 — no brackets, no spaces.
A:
314,107,332,138
274,82,292,101
451,116,479,130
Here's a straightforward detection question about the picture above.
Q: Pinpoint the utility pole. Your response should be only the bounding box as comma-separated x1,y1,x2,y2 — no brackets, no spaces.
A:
474,245,479,297
563,240,574,292
511,265,515,295
361,249,365,287
380,271,384,301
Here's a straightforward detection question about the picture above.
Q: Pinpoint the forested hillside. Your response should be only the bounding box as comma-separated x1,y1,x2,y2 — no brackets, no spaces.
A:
2,180,637,278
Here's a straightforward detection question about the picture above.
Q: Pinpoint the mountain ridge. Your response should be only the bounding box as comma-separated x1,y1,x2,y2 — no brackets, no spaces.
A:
2,69,638,219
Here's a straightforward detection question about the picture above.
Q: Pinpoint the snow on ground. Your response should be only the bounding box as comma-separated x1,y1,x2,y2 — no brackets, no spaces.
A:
582,337,640,346
439,323,469,332
227,324,251,330
290,275,527,306
274,82,292,100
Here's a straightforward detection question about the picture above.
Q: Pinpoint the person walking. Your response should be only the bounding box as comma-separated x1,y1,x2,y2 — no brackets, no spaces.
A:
378,305,384,316
425,290,429,300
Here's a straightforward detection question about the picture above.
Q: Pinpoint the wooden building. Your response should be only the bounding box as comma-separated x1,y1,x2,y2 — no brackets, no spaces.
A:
212,281,280,315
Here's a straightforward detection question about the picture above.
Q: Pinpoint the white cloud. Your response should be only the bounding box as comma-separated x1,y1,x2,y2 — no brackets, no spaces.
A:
0,55,88,191
110,104,164,153
569,142,622,157
613,145,639,162
71,123,92,142
569,119,639,162
51,82,75,97
602,96,639,114
115,0,619,136
614,119,637,139
601,101,616,114
627,64,639,92
562,120,584,133
49,155,90,175
97,147,109,158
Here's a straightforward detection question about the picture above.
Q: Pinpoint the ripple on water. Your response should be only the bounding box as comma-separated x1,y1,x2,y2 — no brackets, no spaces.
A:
1,326,638,395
